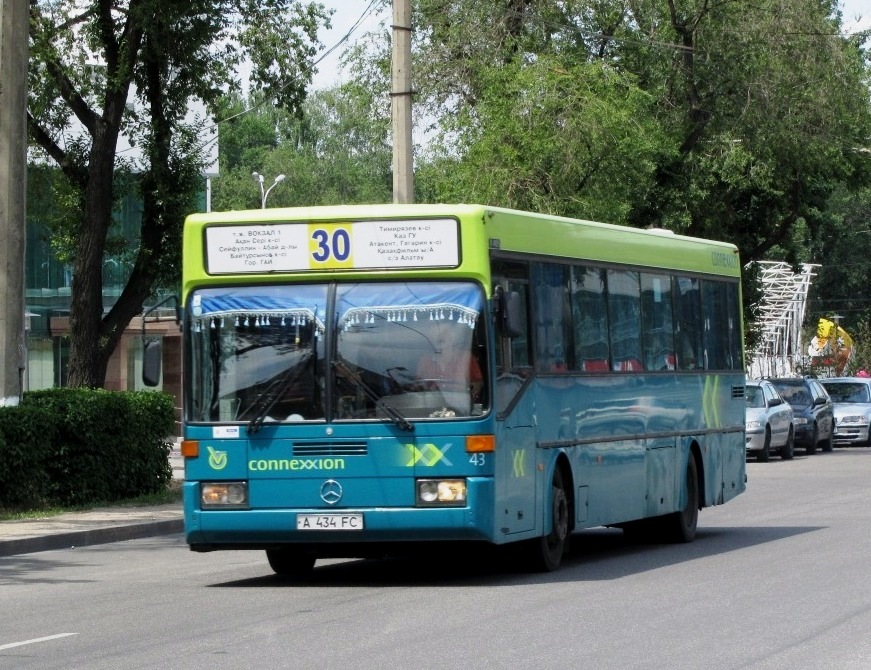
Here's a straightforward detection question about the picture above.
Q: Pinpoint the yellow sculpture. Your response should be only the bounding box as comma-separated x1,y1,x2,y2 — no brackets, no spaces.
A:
807,318,853,375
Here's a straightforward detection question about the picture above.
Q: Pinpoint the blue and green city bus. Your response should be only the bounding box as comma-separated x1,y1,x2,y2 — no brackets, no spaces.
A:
150,203,746,575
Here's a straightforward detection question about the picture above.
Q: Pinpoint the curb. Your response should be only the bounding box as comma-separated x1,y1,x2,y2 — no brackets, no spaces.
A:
0,519,184,558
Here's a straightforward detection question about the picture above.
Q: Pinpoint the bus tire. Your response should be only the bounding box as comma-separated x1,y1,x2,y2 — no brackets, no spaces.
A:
266,548,316,577
524,467,569,571
661,455,699,543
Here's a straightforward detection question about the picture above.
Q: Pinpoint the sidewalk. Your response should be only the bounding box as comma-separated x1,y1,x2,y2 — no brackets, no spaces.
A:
0,451,185,558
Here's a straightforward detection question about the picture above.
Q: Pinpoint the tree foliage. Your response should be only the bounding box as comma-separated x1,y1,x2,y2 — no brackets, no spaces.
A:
27,0,330,388
399,0,871,265
339,0,869,338
210,85,392,210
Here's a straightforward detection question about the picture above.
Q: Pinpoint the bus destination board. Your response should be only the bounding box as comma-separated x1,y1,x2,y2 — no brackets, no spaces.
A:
205,218,460,274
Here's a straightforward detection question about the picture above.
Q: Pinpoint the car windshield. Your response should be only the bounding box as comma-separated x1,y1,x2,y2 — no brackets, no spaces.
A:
745,386,766,408
823,383,870,403
186,281,489,424
774,382,811,407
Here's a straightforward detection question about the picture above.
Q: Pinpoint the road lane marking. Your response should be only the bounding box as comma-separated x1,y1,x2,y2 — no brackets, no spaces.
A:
0,633,77,651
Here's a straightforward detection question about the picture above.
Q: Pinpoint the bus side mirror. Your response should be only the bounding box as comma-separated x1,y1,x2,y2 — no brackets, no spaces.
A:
495,287,523,339
142,339,163,387
141,295,179,387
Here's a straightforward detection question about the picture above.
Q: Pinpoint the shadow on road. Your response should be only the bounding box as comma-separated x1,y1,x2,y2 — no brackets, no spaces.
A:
209,523,821,588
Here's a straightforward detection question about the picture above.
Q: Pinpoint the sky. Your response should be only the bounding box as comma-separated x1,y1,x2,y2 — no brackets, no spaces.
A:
310,0,871,91
310,1,389,90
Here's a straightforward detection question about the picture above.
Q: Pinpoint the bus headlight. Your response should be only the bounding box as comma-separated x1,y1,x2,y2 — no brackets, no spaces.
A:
201,482,248,508
416,479,467,506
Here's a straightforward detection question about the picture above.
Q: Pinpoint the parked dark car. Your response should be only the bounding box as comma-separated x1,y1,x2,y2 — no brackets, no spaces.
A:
768,378,835,455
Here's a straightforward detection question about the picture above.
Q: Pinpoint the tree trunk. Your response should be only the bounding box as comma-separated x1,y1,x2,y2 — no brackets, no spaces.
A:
65,126,119,388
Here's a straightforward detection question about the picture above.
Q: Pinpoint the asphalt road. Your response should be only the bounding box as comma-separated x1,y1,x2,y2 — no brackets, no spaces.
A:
3,448,871,669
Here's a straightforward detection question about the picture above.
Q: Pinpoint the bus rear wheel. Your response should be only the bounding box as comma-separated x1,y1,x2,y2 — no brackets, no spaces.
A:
661,456,699,543
524,467,569,572
266,548,316,577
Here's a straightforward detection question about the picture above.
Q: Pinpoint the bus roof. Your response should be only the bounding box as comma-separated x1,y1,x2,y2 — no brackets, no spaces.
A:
183,203,741,294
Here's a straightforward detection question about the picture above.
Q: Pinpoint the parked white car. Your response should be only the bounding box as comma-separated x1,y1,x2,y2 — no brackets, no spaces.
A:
746,379,795,461
820,377,871,447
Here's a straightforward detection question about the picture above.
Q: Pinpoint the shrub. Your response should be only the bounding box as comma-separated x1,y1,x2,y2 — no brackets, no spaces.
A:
1,388,175,508
0,404,56,508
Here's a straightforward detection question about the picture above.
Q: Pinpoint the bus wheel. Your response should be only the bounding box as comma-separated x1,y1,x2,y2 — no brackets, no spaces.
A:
662,456,699,543
266,548,316,577
525,468,569,571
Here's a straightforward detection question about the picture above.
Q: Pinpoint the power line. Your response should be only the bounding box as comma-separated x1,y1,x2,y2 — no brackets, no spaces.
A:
209,0,384,131
133,1,385,168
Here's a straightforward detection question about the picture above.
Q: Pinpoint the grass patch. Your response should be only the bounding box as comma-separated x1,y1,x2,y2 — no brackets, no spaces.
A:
0,480,183,521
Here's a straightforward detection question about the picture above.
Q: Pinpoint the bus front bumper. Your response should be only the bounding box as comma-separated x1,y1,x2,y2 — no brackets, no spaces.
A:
184,478,497,550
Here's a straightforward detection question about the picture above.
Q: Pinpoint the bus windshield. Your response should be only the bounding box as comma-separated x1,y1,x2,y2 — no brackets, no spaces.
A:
187,281,488,424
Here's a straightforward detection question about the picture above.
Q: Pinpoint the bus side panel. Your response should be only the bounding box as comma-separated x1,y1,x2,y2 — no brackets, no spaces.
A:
697,374,747,506
494,387,538,536
646,441,677,517
722,429,746,502
530,372,744,527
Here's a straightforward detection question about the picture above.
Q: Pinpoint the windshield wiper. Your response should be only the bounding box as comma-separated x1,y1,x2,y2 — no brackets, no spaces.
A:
333,359,415,432
244,350,314,434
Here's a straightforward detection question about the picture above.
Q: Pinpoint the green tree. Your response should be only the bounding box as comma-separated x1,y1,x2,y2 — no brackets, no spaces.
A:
806,184,871,330
210,85,392,209
417,58,664,222
411,0,667,218
624,0,871,266
376,0,871,259
28,0,330,388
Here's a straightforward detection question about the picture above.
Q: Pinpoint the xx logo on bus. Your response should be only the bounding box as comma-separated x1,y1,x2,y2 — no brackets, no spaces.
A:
207,446,228,471
404,442,453,467
512,449,527,477
702,376,723,428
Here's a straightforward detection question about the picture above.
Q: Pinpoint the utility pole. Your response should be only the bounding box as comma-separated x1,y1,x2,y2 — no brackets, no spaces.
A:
0,0,29,406
391,0,413,204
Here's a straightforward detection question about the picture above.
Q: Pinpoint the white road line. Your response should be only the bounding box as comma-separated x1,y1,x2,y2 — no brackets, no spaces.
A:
0,633,78,651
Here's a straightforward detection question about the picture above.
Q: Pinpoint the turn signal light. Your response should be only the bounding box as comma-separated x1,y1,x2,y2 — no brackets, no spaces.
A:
181,440,199,458
466,434,495,452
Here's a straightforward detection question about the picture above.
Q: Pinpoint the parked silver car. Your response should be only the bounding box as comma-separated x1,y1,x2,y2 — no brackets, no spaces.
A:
745,379,795,461
820,377,871,447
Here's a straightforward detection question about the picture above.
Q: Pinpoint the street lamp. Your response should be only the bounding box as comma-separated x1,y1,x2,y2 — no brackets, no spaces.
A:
251,172,286,208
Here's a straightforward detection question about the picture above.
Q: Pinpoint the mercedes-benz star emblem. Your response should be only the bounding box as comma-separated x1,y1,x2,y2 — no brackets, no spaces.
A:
320,479,343,505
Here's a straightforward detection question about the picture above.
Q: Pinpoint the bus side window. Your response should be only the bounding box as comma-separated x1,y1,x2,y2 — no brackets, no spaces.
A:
607,269,642,371
532,262,571,373
492,261,531,374
641,273,675,371
571,266,609,372
673,276,702,370
492,261,532,413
